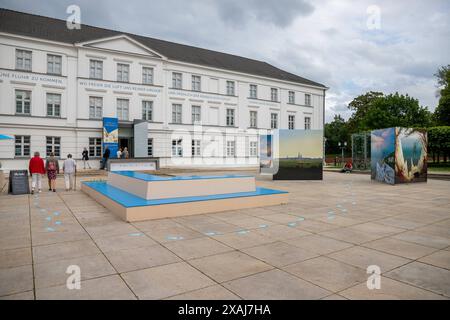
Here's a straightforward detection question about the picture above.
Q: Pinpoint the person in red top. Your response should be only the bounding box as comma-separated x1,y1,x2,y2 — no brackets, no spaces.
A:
341,160,353,173
29,151,45,194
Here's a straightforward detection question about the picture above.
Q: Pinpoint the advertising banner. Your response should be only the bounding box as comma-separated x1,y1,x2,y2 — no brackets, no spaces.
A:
102,117,119,158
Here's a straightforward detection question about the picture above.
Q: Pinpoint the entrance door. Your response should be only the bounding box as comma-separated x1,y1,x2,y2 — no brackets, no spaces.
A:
118,138,133,158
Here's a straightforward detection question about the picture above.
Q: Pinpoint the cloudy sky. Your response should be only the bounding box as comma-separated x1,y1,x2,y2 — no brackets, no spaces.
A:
1,0,449,122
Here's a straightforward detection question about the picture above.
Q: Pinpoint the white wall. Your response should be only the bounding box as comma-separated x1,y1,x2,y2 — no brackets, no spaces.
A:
0,32,326,171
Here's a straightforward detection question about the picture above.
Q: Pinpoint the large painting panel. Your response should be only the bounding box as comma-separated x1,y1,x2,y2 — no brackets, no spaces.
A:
273,129,323,180
395,128,427,183
371,128,396,185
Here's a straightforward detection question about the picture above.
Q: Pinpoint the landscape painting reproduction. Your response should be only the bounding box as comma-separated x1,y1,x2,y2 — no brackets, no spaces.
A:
395,128,427,183
371,128,396,185
273,130,323,180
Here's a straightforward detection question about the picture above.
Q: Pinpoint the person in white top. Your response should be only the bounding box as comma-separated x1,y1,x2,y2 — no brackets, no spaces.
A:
63,154,77,191
117,148,122,159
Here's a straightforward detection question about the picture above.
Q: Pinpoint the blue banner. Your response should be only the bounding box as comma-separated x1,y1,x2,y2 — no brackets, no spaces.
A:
102,117,118,158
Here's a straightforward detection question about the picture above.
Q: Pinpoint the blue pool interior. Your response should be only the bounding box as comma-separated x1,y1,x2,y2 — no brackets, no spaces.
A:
111,171,253,181
83,181,288,208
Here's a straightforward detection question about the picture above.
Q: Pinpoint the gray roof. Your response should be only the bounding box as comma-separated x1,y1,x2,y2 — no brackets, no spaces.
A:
0,8,326,88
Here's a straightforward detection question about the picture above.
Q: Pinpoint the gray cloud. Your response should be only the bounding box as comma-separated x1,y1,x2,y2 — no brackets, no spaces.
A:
216,0,314,28
0,0,448,123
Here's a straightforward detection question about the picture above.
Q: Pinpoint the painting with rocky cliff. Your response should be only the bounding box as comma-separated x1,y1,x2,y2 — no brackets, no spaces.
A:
395,128,427,183
371,127,427,185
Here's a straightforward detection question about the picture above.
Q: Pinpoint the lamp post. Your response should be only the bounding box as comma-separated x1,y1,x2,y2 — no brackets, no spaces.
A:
338,141,347,165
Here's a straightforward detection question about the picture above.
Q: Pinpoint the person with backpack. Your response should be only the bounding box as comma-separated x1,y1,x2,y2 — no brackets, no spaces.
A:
28,151,45,194
46,152,59,192
82,147,91,169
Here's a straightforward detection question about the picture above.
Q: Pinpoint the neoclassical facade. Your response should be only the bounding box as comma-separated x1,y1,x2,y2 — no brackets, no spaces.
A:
0,9,327,170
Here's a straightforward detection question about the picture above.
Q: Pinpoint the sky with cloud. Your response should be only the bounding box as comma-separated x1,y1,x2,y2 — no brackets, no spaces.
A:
1,0,449,122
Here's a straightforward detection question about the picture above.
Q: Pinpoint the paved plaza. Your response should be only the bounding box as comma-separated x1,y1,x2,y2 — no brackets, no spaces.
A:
0,171,449,300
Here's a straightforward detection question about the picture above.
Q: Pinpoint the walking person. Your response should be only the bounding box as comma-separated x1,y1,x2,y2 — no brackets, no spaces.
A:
46,153,59,192
63,154,77,191
102,146,110,170
28,151,45,194
82,147,91,169
122,147,129,159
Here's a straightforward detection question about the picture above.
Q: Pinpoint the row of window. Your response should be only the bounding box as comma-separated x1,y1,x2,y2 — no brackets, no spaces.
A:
89,59,154,84
171,72,236,96
16,49,62,75
15,136,102,158
15,135,61,157
15,89,312,128
249,85,312,105
15,50,314,107
15,49,314,105
169,139,258,158
16,90,61,117
14,135,258,158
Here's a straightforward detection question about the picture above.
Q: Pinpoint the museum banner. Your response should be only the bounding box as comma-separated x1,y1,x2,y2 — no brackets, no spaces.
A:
102,117,119,158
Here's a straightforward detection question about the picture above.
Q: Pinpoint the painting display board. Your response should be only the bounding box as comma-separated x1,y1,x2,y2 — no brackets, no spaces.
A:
272,129,324,180
371,127,427,185
102,117,119,159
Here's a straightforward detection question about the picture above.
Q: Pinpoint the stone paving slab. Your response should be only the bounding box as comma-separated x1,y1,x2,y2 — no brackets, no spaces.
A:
0,172,449,299
223,269,331,300
385,262,450,297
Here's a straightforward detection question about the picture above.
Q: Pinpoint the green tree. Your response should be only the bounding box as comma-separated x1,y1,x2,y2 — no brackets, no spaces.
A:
428,126,450,163
434,65,450,87
346,92,433,131
324,114,350,156
347,91,383,132
434,67,450,125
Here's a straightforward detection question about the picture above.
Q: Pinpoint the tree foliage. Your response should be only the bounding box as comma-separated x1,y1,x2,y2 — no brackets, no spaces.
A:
434,67,450,125
428,126,450,163
324,65,448,162
324,114,350,155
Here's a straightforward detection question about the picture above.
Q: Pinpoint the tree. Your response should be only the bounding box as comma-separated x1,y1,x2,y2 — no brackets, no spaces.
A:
324,114,350,156
346,92,433,131
434,67,450,125
347,91,383,132
434,64,450,88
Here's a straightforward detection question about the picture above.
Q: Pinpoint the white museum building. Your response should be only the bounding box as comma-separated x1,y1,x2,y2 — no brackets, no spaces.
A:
0,9,327,170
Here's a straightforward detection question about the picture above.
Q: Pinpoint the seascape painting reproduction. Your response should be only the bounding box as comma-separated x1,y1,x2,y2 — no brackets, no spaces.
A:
395,128,427,183
371,128,396,185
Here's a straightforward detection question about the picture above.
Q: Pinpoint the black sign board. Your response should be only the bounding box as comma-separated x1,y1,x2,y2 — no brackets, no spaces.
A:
8,170,30,195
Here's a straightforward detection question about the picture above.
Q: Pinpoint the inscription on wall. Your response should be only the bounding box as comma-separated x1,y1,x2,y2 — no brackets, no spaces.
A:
79,79,162,94
0,70,65,86
168,89,232,102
